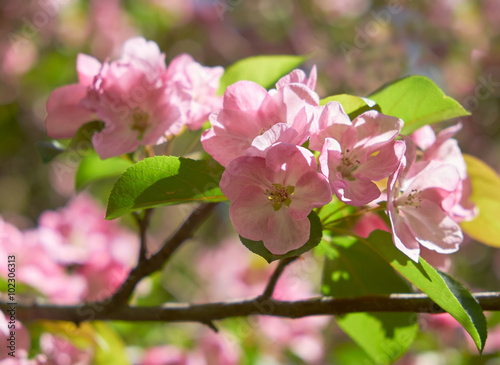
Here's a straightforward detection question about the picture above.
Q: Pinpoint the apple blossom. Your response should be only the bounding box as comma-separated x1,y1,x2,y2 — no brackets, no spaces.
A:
387,139,463,262
220,143,332,255
0,194,138,304
318,107,405,206
165,53,224,130
411,123,477,222
201,78,319,166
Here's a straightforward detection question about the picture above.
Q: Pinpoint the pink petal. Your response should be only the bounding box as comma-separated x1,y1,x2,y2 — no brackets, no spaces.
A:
45,84,94,139
76,54,102,86
403,200,463,254
265,144,316,187
319,137,342,180
92,125,141,159
223,81,269,112
264,208,310,255
333,178,381,206
353,111,403,154
410,125,436,150
229,186,274,242
289,171,332,220
310,101,350,151
408,161,460,194
220,156,269,201
388,208,421,262
357,140,406,181
247,123,299,157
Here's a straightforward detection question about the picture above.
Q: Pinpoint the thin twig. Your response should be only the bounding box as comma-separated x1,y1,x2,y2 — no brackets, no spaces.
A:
101,203,217,311
6,292,500,323
135,209,152,262
260,256,299,299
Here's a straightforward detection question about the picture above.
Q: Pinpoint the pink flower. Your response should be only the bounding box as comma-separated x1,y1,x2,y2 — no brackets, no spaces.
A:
165,53,224,130
45,37,181,159
387,140,463,262
318,108,405,206
82,38,180,158
220,143,332,255
38,333,93,365
140,346,188,365
411,124,477,222
201,80,319,166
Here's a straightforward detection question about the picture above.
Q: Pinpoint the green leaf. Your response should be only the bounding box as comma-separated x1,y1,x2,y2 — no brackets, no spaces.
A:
36,140,65,163
460,154,500,247
106,156,226,219
320,94,380,119
218,55,307,94
369,75,470,135
75,151,133,190
92,322,130,365
68,121,105,151
355,230,487,353
239,211,322,263
322,236,418,364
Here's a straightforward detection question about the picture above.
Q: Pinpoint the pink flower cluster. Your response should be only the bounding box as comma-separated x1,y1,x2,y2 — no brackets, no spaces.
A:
202,70,475,262
45,37,223,158
0,194,138,304
140,329,240,365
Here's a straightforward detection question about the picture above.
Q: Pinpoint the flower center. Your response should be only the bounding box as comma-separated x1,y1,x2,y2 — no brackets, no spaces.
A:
338,148,360,180
266,183,295,211
131,109,150,140
396,188,422,209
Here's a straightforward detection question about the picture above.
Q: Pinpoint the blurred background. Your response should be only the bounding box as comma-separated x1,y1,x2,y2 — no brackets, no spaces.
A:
1,0,500,363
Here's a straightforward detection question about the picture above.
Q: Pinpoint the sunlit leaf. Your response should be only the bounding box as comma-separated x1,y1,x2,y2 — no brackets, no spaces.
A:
461,154,500,247
75,151,133,190
355,230,487,353
92,322,130,365
320,94,380,119
322,236,418,364
218,55,307,93
369,76,470,135
240,212,322,263
106,156,226,219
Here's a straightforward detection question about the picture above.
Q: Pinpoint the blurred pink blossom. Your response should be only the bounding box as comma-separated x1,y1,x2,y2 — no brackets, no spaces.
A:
165,54,224,130
196,238,328,363
140,330,239,365
0,193,138,304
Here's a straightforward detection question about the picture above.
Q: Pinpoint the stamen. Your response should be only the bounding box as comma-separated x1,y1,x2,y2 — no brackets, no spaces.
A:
130,109,150,140
265,183,295,211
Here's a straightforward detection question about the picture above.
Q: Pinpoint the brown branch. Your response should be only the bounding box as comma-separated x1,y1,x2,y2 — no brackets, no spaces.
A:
260,256,298,299
100,203,217,311
5,292,500,324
